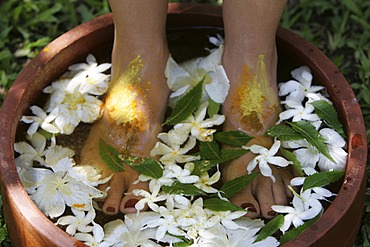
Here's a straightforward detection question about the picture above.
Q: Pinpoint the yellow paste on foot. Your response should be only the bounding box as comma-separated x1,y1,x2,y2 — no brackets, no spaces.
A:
235,54,279,132
104,55,148,130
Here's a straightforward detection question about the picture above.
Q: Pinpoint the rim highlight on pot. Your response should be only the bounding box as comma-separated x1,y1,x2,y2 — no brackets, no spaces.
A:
0,3,366,247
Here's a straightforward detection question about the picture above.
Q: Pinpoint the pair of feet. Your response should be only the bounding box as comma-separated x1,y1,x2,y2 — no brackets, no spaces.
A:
80,40,294,219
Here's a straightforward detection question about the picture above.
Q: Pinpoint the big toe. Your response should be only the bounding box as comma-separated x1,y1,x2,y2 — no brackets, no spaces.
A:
120,180,149,214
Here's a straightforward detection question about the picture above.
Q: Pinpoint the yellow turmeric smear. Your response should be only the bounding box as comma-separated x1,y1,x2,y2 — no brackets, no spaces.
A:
235,54,279,133
104,55,148,132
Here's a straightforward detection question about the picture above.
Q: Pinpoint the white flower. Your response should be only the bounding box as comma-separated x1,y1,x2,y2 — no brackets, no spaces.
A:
242,139,293,182
172,101,225,143
206,209,247,230
133,185,168,212
14,132,48,167
283,128,347,171
194,170,221,194
150,134,200,166
103,213,161,247
278,66,323,102
278,100,320,124
20,105,60,136
271,189,323,233
66,54,111,95
44,145,75,168
74,222,109,247
317,128,347,171
196,218,279,247
165,46,230,105
43,79,70,112
166,163,200,184
56,207,95,236
147,206,186,242
51,92,103,135
30,157,104,218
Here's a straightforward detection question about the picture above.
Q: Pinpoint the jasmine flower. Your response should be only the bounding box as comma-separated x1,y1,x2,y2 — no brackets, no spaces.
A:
194,170,221,194
56,207,95,236
165,46,229,105
20,105,60,136
242,139,293,182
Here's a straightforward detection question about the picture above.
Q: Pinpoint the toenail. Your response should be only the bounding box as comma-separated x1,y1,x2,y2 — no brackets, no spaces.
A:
125,199,139,208
106,207,116,213
268,210,277,217
241,203,257,212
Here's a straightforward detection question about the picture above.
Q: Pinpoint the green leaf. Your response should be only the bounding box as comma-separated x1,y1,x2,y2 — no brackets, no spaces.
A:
207,98,220,117
214,131,253,147
162,182,206,196
203,198,244,212
280,148,304,176
279,214,321,244
255,215,284,242
98,139,124,172
124,157,163,179
173,242,192,247
199,140,221,160
303,170,345,191
164,79,203,125
219,172,259,198
267,125,303,141
310,100,346,138
192,160,218,176
288,121,335,162
219,148,248,163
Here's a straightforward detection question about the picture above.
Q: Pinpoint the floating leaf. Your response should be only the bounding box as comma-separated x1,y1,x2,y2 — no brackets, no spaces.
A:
214,131,253,147
164,79,203,125
219,148,248,163
254,215,284,242
173,242,192,247
219,172,259,198
280,147,304,176
311,100,346,138
267,125,303,141
203,198,244,212
303,170,345,191
288,121,335,162
162,182,206,196
98,139,124,172
279,214,320,244
207,98,220,117
124,157,163,179
199,140,221,160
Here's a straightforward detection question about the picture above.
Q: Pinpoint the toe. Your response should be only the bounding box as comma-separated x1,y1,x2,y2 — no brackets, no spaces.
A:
102,172,125,215
120,174,149,214
230,184,260,218
255,176,276,219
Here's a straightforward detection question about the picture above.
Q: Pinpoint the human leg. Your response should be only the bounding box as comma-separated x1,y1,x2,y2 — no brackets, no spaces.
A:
80,0,170,215
221,0,294,218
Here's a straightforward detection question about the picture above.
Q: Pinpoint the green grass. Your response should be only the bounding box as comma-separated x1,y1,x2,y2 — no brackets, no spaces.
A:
0,0,369,246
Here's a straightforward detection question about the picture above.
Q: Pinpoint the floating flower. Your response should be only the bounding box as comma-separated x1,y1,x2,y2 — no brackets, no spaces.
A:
66,54,111,95
14,132,49,167
278,66,323,102
242,139,293,182
56,207,95,236
166,163,200,184
103,213,161,247
271,189,323,233
277,100,320,124
165,46,230,105
171,101,225,143
194,170,221,194
150,134,200,166
20,105,60,136
74,222,109,247
30,157,105,218
132,185,168,212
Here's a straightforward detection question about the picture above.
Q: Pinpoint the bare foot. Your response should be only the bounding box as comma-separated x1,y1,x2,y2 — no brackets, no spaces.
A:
81,43,169,215
221,46,294,219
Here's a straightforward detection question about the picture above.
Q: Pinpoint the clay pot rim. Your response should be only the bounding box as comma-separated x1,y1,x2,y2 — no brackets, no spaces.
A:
0,3,367,246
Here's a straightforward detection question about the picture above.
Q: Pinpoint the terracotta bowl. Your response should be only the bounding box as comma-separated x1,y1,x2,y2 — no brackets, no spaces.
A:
0,3,366,247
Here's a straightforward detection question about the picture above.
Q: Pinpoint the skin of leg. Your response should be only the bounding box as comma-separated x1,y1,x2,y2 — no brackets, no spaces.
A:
221,0,293,219
80,0,169,215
